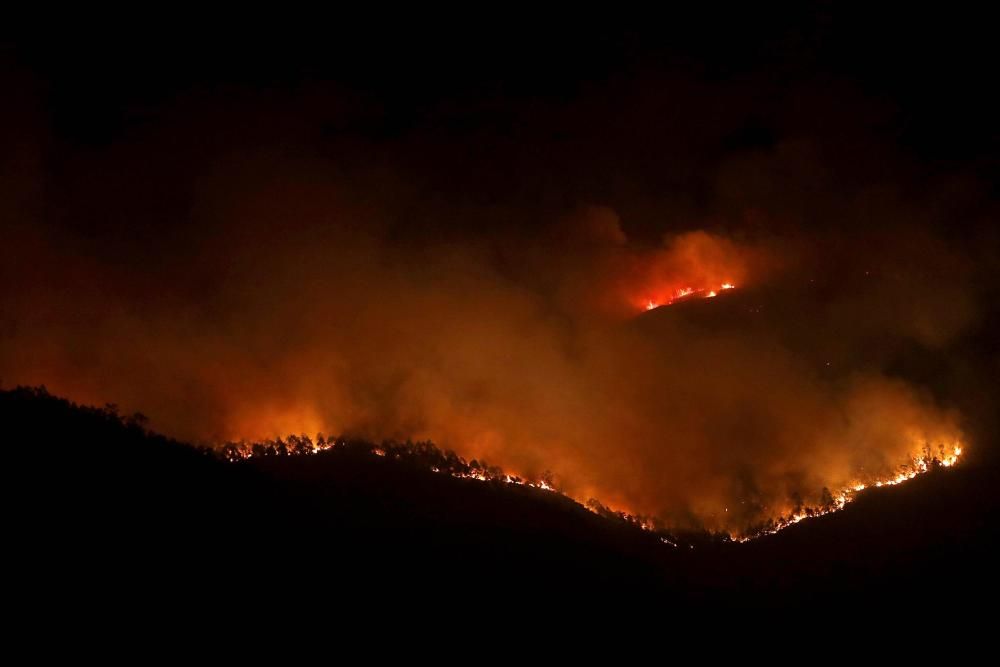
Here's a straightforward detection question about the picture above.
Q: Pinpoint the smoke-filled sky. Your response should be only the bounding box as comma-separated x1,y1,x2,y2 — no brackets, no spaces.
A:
2,12,998,530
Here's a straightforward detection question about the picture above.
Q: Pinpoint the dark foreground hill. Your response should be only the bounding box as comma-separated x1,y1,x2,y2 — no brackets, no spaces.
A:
3,386,997,617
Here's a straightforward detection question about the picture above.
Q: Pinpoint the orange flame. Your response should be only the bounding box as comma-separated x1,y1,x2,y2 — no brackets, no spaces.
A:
640,282,736,311
219,432,963,545
734,443,964,541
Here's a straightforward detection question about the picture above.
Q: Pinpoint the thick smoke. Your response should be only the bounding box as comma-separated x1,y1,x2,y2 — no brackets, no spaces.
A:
2,56,995,531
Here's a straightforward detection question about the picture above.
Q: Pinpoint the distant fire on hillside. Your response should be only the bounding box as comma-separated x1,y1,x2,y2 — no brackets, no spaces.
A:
218,432,964,542
645,282,736,311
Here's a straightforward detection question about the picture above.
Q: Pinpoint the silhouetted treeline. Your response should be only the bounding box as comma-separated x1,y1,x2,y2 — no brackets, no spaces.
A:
3,385,997,618
219,435,516,484
216,430,715,548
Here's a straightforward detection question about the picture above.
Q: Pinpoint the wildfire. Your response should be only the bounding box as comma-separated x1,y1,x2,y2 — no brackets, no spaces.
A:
735,443,964,542
219,437,560,492
643,282,735,311
218,431,963,547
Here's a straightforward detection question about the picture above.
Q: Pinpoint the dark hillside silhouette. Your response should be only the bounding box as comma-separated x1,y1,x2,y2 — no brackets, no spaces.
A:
4,386,997,615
